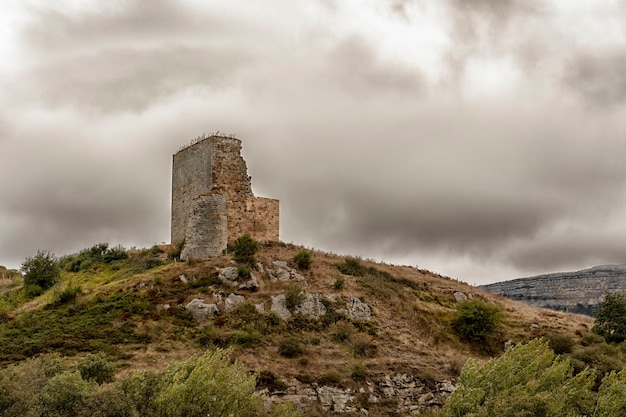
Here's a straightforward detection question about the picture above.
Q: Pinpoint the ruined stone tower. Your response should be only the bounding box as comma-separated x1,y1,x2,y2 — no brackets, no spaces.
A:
171,135,279,260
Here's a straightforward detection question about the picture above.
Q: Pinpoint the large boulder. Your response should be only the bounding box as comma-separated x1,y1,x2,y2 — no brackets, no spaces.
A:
185,298,219,320
296,293,327,318
346,297,372,321
271,294,292,320
225,293,246,311
219,266,239,285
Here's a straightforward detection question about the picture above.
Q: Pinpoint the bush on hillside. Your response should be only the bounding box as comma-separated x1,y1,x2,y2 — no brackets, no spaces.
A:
452,299,501,344
293,250,312,270
77,352,116,385
336,258,366,276
546,333,575,354
285,283,305,311
157,348,262,417
229,234,259,265
60,243,129,272
21,250,60,294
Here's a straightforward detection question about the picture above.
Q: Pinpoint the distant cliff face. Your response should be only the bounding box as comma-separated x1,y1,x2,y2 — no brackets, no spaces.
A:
479,265,626,315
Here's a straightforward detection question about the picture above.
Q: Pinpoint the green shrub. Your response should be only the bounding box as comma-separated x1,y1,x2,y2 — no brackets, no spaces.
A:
595,368,626,417
128,248,164,272
546,333,575,354
350,362,368,381
285,283,305,311
333,276,345,290
117,370,163,416
441,339,597,417
102,246,129,264
25,284,44,298
452,299,501,344
77,352,116,384
572,343,624,375
21,250,60,292
582,332,606,346
83,383,133,417
330,321,354,344
293,250,312,270
295,373,315,383
337,258,366,276
0,353,66,416
169,239,185,261
229,329,261,347
255,370,288,392
60,244,129,272
40,370,97,417
278,337,305,358
237,264,251,279
351,334,377,358
53,284,82,306
157,348,262,417
229,234,259,265
317,371,342,386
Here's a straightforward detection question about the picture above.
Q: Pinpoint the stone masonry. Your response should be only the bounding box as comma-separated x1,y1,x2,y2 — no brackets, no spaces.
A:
171,135,279,259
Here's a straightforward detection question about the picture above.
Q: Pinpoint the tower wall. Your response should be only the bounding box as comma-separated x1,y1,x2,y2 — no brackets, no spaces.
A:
171,135,279,259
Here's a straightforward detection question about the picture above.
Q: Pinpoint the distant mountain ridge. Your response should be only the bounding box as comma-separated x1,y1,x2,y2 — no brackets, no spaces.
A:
479,264,626,315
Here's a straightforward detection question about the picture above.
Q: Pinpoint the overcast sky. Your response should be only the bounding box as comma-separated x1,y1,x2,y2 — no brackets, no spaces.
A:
1,0,625,284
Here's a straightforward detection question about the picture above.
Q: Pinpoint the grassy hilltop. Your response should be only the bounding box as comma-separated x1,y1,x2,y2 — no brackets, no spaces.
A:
1,240,624,416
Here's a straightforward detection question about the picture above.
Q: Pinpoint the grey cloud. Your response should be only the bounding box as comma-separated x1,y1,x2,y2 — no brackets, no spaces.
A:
18,45,251,112
2,1,626,285
264,101,626,275
22,0,226,50
326,37,423,97
0,143,171,264
508,232,626,273
564,50,626,108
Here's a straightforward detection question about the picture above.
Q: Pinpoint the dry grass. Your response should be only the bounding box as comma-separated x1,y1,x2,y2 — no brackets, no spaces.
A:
0,241,597,387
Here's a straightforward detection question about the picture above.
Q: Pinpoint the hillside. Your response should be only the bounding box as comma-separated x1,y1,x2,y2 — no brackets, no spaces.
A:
0,243,604,415
479,265,626,315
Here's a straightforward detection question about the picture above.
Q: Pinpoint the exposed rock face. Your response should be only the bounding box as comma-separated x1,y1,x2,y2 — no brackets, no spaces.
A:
479,264,626,313
267,261,305,282
263,376,455,414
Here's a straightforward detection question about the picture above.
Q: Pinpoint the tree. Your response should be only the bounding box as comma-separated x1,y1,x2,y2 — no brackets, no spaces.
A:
21,250,60,295
441,339,596,417
593,292,626,343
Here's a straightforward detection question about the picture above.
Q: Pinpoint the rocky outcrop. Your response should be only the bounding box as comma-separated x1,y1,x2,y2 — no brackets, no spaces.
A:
479,264,626,313
266,261,306,283
218,267,259,291
263,375,455,414
344,297,372,321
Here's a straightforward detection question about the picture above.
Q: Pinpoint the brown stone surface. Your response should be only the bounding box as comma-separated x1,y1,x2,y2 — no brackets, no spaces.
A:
171,135,279,259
